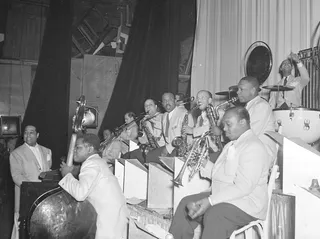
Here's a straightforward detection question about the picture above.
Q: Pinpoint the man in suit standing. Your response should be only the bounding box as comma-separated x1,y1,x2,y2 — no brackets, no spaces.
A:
59,134,128,239
146,92,194,163
10,125,52,239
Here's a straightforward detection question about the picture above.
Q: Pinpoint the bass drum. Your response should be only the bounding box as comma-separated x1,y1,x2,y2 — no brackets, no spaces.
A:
273,107,320,144
244,41,273,85
28,187,97,239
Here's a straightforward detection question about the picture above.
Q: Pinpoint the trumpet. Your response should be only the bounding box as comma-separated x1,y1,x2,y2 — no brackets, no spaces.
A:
99,112,146,152
176,96,195,105
173,131,210,187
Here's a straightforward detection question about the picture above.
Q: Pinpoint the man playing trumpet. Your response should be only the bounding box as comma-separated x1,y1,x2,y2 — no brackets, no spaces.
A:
184,90,223,163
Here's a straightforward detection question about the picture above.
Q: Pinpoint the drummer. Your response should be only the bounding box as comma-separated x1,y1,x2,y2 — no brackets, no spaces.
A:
269,52,310,109
237,76,277,166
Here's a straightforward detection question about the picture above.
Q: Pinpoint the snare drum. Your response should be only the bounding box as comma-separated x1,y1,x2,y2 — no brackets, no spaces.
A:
273,107,320,144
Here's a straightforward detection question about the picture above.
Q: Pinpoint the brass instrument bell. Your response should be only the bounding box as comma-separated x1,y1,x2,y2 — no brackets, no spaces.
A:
309,179,320,191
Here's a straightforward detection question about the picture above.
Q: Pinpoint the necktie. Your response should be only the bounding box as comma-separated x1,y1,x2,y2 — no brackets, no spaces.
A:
199,116,204,127
164,114,170,137
282,76,288,99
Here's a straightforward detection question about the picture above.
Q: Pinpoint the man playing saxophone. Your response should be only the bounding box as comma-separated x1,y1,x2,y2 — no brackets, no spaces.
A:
146,92,194,163
122,99,165,164
184,90,223,163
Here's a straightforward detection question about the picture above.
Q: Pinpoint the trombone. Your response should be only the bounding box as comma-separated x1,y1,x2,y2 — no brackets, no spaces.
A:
99,112,146,152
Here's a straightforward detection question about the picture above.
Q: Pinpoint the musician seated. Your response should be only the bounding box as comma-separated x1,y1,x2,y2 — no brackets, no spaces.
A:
120,112,139,142
144,92,194,163
175,93,187,109
184,90,223,163
237,76,276,166
122,99,165,164
168,106,270,239
59,134,128,239
101,129,125,170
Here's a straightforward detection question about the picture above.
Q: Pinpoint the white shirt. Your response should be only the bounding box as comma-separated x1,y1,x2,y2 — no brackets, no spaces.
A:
202,130,269,219
245,96,277,166
269,62,310,108
25,143,42,171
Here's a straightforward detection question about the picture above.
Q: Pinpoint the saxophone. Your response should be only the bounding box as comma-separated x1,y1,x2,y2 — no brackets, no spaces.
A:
140,118,160,150
172,112,189,157
206,97,238,152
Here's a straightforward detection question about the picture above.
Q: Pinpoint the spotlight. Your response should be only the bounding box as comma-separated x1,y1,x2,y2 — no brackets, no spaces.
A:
0,116,21,138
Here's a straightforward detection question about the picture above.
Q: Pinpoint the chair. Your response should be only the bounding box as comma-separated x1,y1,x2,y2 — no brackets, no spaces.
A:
229,164,279,239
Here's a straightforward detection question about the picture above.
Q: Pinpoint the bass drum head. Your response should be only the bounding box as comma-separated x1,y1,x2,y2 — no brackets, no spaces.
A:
244,41,273,85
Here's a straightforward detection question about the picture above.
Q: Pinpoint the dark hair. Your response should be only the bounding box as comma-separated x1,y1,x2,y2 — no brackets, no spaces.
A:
175,93,185,101
145,98,157,105
162,92,175,100
78,133,100,151
24,125,37,133
225,106,250,125
125,111,136,118
240,76,260,92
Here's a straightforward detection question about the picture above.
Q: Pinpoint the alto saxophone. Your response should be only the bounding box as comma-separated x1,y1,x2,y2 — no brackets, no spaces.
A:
172,112,189,157
140,118,160,150
206,97,238,152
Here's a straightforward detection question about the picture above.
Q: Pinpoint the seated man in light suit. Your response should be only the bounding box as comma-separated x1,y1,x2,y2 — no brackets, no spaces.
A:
146,92,194,163
59,134,128,239
168,106,269,239
10,125,52,239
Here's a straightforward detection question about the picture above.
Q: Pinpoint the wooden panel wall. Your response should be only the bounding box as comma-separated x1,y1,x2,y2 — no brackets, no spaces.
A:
2,3,47,60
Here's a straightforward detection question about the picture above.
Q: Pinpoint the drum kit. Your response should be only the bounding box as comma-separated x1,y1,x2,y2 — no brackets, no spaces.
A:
215,41,320,146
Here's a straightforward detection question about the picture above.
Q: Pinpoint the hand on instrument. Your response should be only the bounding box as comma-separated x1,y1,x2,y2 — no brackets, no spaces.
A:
60,162,74,177
187,198,211,219
160,147,169,157
184,126,193,135
210,125,222,136
289,52,301,63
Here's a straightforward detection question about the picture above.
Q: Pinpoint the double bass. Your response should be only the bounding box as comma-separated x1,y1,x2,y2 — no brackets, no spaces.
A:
26,96,97,239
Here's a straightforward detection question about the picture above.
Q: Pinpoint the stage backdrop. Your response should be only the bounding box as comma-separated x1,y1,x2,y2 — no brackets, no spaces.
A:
191,0,320,101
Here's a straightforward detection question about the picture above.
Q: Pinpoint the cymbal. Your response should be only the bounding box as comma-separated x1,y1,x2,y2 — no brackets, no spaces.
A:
215,91,238,96
262,85,295,91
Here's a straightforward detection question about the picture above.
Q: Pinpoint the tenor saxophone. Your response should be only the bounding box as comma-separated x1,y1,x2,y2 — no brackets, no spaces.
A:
140,118,160,150
172,112,189,157
206,97,238,151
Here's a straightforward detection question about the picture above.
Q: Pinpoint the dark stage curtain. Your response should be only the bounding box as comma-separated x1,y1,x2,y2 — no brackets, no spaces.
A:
20,0,73,169
99,0,184,133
